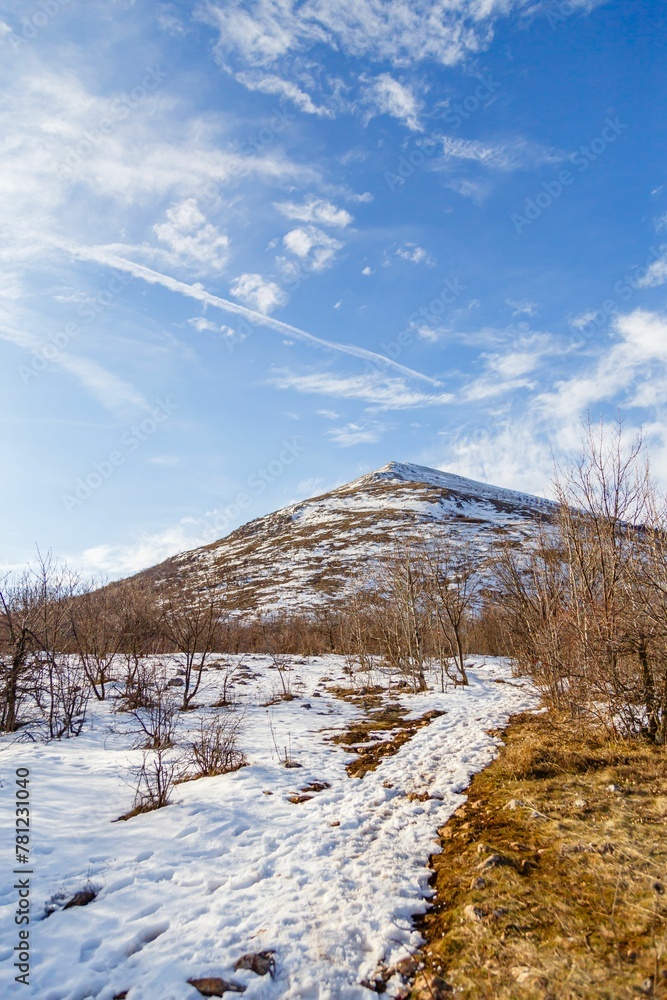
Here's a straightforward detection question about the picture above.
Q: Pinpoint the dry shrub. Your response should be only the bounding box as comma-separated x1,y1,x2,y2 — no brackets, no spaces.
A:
183,711,246,779
126,746,181,816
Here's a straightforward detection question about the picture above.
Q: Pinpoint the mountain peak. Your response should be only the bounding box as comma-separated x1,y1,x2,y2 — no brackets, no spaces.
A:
366,461,546,506
136,459,552,616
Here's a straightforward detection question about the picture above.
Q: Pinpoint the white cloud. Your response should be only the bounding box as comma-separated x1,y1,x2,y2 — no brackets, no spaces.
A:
229,272,287,314
153,198,230,272
269,370,454,409
235,71,333,116
282,226,343,271
395,243,433,265
538,310,667,430
328,421,386,446
295,476,326,495
569,309,601,331
636,250,667,288
437,419,555,497
203,0,525,74
274,198,353,228
361,265,373,276
506,298,537,317
76,521,209,575
413,324,445,342
462,332,564,402
156,5,187,34
364,73,422,131
187,316,239,339
440,135,563,172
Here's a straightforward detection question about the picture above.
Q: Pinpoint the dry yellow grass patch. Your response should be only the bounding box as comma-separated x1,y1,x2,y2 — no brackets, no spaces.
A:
411,712,667,1000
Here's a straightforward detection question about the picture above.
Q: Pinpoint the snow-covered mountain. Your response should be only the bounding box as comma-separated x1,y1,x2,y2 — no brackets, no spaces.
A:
135,461,554,615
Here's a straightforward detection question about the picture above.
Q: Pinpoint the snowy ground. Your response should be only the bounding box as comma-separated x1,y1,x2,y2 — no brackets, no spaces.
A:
0,655,536,999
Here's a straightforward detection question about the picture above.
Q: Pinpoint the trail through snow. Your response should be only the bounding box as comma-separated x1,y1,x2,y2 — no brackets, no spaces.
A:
0,655,535,999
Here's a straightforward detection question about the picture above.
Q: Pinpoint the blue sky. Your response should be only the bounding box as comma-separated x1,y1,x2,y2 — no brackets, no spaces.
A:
1,0,666,576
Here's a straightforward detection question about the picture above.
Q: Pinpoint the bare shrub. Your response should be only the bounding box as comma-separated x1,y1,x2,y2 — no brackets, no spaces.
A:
211,659,243,707
268,653,295,701
128,746,181,814
43,656,90,740
183,712,246,779
127,670,179,750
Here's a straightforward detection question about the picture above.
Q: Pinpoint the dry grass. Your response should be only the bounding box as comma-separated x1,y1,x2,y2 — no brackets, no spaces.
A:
410,712,667,999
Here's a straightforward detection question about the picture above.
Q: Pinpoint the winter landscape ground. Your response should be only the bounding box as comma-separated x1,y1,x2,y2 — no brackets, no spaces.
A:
0,655,534,999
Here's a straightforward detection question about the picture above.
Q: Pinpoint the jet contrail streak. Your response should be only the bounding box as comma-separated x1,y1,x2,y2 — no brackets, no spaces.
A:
56,239,442,386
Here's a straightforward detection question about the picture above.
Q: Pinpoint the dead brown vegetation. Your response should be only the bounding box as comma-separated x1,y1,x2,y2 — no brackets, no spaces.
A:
411,711,667,1000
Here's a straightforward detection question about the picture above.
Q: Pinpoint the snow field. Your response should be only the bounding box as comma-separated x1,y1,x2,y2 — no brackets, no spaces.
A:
0,655,536,999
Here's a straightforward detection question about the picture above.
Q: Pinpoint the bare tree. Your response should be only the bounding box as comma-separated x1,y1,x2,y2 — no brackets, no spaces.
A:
371,541,429,692
0,552,83,735
69,581,124,700
159,583,228,709
497,417,667,741
0,570,42,732
420,536,482,686
115,583,161,707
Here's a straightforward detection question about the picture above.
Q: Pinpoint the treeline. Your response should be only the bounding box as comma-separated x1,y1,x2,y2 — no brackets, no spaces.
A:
0,544,495,737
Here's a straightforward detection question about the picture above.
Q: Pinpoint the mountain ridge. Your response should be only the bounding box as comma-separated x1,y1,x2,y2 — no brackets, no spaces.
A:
132,461,554,615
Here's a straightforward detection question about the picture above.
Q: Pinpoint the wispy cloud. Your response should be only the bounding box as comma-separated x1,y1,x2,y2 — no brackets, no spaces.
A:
0,316,149,415
439,134,565,171
636,249,667,288
268,370,454,409
235,71,334,116
202,0,527,75
328,420,387,446
506,298,537,317
364,73,422,131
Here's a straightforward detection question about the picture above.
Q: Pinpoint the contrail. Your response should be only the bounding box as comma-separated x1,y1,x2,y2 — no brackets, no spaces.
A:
55,239,442,386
